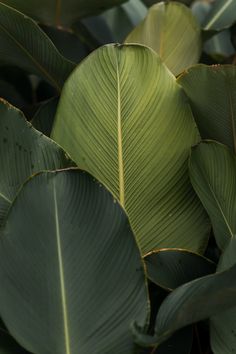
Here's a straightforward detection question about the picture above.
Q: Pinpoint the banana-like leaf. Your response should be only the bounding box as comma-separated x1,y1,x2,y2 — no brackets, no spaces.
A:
189,141,236,250
144,249,216,290
178,65,236,153
0,3,75,91
125,2,201,76
0,0,127,27
0,99,73,225
0,169,149,354
133,261,236,348
210,238,236,354
52,44,209,255
203,0,236,31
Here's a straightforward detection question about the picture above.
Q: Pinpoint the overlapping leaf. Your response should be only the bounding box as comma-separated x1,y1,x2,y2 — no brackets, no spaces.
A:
125,2,201,75
0,0,127,27
52,44,209,254
144,249,215,290
189,141,236,250
178,65,236,153
203,0,236,31
0,2,75,91
0,99,72,225
0,169,149,354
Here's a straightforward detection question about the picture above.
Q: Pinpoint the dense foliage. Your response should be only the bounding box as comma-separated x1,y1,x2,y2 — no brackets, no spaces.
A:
0,0,235,353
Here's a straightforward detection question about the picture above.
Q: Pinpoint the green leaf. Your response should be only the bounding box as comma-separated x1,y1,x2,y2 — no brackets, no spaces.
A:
210,238,236,354
204,30,235,60
0,2,75,91
133,261,236,348
144,249,216,290
0,0,127,27
203,0,236,31
31,97,59,136
0,99,73,226
0,169,149,354
125,2,201,76
51,44,209,255
189,141,236,250
178,65,236,153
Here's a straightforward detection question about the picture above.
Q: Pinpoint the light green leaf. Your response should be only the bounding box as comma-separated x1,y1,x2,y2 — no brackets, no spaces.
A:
144,248,216,290
0,99,73,225
0,2,75,91
52,44,209,255
0,169,149,354
189,141,236,250
203,0,236,31
0,0,127,27
125,2,201,76
178,65,236,153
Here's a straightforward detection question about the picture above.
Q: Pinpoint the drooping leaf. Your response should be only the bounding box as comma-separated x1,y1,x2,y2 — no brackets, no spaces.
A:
0,99,73,225
0,0,127,27
125,2,201,75
133,262,236,348
144,249,216,290
189,141,236,250
0,169,149,354
203,0,236,31
178,65,236,153
31,97,59,136
210,238,236,354
0,2,75,91
52,44,209,255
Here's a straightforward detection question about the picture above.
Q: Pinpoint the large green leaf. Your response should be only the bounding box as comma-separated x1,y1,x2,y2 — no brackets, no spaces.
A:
133,261,236,348
0,3,75,91
0,0,127,27
178,65,236,153
51,44,209,255
210,238,236,354
189,141,236,250
203,0,236,31
125,2,201,76
0,169,149,354
144,249,216,290
0,99,73,225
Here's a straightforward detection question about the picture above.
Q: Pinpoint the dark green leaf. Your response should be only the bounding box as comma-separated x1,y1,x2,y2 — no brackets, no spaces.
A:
0,99,73,225
0,2,75,91
178,65,236,153
144,249,216,290
0,169,149,354
189,141,236,250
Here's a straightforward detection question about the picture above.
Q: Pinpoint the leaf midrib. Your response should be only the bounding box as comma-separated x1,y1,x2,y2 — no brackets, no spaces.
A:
53,182,71,354
204,0,234,30
115,52,125,207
